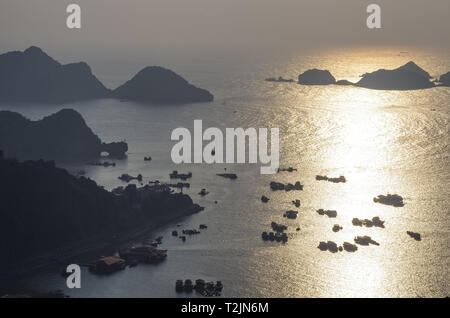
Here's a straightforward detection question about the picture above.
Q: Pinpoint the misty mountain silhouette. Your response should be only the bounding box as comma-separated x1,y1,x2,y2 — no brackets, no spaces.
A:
267,61,446,90
0,108,127,160
0,46,110,102
0,151,202,270
356,61,435,90
298,69,336,85
396,61,432,79
113,66,214,103
0,47,214,104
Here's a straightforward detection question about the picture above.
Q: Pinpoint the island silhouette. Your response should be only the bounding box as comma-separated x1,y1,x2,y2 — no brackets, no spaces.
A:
0,46,109,102
355,61,435,90
0,108,127,160
113,66,213,103
266,61,449,90
0,47,214,103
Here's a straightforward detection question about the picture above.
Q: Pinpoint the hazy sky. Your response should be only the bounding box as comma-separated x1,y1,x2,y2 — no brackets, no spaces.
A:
1,0,449,53
1,0,449,86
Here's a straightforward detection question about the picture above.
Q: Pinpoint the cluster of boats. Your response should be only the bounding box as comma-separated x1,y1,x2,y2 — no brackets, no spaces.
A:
175,279,223,297
261,231,288,243
260,179,303,243
316,209,337,218
147,179,190,190
283,210,298,219
261,221,289,243
271,221,287,233
167,182,190,189
373,194,404,207
315,175,346,183
88,161,116,167
354,235,379,246
270,181,303,191
171,224,208,243
277,167,297,173
312,179,419,255
352,216,385,228
118,173,143,183
88,245,168,275
265,76,295,83
89,256,127,274
260,172,417,258
119,246,168,264
182,229,201,235
169,170,192,181
318,241,358,253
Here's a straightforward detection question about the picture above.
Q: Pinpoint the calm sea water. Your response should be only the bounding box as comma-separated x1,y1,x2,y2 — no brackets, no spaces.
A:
1,48,449,297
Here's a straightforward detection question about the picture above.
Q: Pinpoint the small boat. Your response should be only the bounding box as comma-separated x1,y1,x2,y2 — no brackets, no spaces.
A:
175,280,184,292
184,279,193,292
407,231,421,241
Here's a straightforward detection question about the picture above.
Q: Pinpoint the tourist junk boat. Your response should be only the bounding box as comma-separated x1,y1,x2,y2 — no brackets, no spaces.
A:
90,256,126,274
118,246,167,264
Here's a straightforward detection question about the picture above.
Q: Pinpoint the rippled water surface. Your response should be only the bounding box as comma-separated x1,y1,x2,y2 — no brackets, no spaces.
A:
1,48,449,297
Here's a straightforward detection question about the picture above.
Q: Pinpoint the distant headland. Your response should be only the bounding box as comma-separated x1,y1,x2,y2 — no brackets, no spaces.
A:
0,150,203,274
0,47,214,103
0,108,127,161
0,46,110,102
266,61,449,90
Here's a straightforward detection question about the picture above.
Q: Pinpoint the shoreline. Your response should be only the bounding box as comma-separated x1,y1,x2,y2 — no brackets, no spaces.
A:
0,204,203,292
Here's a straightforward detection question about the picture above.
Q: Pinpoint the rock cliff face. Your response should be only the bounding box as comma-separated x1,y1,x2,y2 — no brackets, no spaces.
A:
0,109,127,160
0,46,110,102
356,61,435,90
113,66,214,103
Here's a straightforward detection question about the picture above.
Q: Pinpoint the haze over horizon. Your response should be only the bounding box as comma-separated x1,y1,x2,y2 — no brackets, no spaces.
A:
1,0,449,88
1,1,449,53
